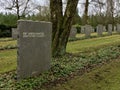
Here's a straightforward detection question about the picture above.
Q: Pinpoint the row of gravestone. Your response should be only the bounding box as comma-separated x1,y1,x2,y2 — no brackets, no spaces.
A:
12,24,120,40
81,24,120,37
69,24,120,38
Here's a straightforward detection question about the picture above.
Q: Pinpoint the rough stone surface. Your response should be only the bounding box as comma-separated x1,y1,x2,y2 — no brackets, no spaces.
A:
84,25,91,38
103,26,107,32
114,26,116,32
97,24,103,36
116,24,120,33
69,27,77,38
17,20,52,79
12,28,18,39
108,24,112,35
81,26,85,34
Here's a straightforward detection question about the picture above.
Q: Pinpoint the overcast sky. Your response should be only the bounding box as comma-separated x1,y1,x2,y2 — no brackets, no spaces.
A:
0,0,107,16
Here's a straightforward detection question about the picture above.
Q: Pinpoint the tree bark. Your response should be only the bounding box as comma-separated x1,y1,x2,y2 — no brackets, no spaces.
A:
83,0,89,25
50,0,79,57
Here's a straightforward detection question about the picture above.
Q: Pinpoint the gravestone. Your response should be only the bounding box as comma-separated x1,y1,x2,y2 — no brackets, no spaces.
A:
81,26,85,34
69,27,77,38
108,24,112,35
17,20,52,79
12,28,18,39
84,25,91,38
91,27,94,33
103,26,106,32
114,26,116,32
116,24,120,33
97,24,103,36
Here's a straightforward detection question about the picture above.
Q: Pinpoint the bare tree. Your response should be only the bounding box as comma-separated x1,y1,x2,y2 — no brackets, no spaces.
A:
0,0,36,19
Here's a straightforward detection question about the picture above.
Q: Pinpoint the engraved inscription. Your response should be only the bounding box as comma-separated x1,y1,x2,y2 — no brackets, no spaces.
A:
23,32,45,37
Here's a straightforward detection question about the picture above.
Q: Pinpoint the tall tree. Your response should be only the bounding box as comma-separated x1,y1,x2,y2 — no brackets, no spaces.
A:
50,0,79,56
82,0,89,25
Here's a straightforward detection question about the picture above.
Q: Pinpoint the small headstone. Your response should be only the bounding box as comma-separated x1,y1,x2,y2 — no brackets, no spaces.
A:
91,27,95,33
103,26,107,32
69,27,77,38
97,24,103,36
114,26,116,32
12,28,18,39
84,25,91,38
17,20,52,79
116,24,120,33
108,24,112,35
81,26,85,34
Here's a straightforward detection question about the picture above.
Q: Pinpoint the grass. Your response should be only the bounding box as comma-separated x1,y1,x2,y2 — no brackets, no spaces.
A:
0,34,120,74
67,35,120,53
0,38,13,41
0,36,120,89
0,40,17,50
0,50,17,73
50,59,120,90
76,32,117,38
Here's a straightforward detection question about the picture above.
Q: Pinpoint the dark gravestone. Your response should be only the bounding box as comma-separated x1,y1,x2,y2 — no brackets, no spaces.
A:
108,24,112,35
12,28,18,39
17,20,52,79
69,27,77,38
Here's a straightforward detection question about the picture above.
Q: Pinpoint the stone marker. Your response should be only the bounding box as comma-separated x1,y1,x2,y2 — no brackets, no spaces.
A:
116,23,120,33
84,25,91,38
103,26,107,32
108,24,112,35
97,24,103,36
91,27,95,33
12,28,18,39
69,26,77,38
114,26,116,32
81,26,85,34
17,20,52,79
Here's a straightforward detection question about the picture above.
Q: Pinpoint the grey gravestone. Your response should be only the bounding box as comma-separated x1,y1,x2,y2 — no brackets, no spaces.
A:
81,26,85,34
97,24,103,36
84,25,91,38
114,26,116,32
103,26,106,32
69,27,77,38
12,28,18,39
91,27,94,33
17,20,52,79
108,24,112,35
116,24,120,33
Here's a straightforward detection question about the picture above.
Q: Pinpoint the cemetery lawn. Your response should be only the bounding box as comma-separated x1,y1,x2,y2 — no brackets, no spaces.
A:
76,32,117,38
67,34,120,53
0,34,120,74
0,40,17,50
49,58,120,90
0,35,120,89
0,49,16,73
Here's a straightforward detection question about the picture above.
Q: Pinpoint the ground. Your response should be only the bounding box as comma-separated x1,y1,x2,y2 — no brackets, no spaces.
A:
0,34,120,89
49,58,120,90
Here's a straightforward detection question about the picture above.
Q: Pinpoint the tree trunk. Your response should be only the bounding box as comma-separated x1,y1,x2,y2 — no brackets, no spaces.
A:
83,0,89,25
50,0,79,57
16,0,20,19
